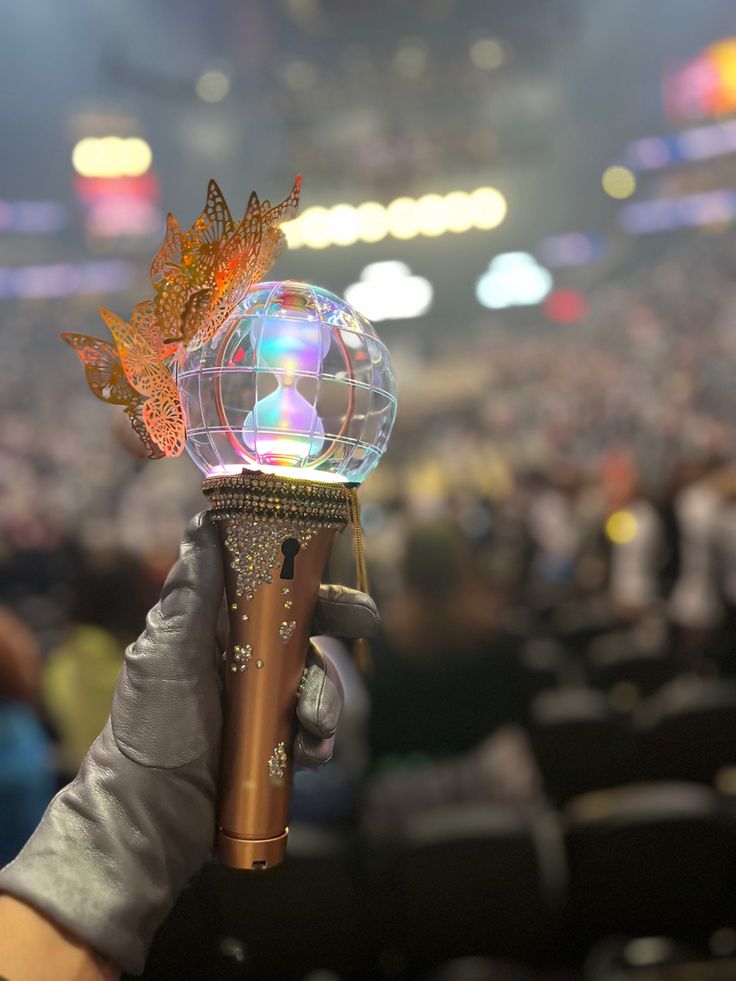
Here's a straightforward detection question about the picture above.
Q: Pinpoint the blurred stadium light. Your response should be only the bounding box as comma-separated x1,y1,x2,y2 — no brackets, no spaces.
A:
537,232,608,267
0,201,66,234
476,252,552,309
0,261,134,300
618,188,736,234
345,261,433,321
71,137,152,179
282,186,506,249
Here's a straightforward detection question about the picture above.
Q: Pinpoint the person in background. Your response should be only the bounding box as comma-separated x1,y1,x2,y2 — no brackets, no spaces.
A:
42,551,152,781
669,461,736,668
0,606,55,865
364,521,541,837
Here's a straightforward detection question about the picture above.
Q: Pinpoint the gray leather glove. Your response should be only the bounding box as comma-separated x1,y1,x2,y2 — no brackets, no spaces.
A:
0,512,379,975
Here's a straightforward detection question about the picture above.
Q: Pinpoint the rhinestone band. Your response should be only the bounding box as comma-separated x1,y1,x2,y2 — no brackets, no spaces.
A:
202,471,352,528
204,471,352,601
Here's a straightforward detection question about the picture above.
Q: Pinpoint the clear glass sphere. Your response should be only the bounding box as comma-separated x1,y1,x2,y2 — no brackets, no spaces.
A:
175,280,397,484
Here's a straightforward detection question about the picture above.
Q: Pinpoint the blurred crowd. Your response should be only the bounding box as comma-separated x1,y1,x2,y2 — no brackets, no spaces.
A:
6,226,736,978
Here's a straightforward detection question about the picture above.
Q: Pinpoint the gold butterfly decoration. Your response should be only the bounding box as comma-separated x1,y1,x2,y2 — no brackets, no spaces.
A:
61,176,301,459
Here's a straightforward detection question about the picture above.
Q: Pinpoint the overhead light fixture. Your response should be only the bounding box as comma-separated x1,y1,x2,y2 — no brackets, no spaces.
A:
282,185,506,249
476,252,552,309
345,260,433,321
71,136,153,179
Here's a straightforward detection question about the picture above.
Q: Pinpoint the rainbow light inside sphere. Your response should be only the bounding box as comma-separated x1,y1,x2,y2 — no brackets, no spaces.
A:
175,280,397,484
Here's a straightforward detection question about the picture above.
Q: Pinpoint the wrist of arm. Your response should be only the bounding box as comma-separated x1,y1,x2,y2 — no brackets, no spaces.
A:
0,895,119,981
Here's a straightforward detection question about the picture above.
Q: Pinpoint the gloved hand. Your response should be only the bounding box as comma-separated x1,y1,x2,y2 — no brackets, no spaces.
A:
0,512,379,976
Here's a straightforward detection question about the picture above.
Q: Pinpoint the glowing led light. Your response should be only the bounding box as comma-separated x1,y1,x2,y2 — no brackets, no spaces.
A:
469,38,505,70
602,165,637,200
476,252,552,309
356,201,389,243
71,136,153,179
605,510,638,544
242,388,325,463
345,261,433,321
386,197,419,239
470,187,507,229
242,316,328,465
177,281,397,485
196,70,230,103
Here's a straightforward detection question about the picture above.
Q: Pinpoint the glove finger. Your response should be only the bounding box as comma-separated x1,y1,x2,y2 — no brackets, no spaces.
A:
314,584,380,639
294,727,335,768
295,640,343,740
112,511,225,768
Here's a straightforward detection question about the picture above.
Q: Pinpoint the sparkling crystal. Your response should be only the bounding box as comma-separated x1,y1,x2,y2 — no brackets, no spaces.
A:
279,620,296,643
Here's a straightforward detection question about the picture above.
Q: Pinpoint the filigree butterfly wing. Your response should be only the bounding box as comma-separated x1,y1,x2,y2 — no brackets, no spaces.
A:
180,179,235,288
252,222,285,283
150,213,183,286
152,214,191,343
141,391,186,458
123,405,167,460
130,298,180,360
253,175,302,281
213,191,262,292
181,192,263,350
60,332,164,459
99,307,186,458
60,332,139,405
183,179,235,252
263,174,302,227
99,308,162,395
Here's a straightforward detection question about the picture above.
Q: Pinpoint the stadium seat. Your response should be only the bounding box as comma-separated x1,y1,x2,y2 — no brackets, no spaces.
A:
519,637,577,701
636,678,736,783
140,824,379,981
394,802,565,967
529,687,635,803
585,631,675,698
565,782,736,944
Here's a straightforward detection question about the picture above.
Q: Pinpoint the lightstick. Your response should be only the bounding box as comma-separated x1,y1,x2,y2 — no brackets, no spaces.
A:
61,179,397,870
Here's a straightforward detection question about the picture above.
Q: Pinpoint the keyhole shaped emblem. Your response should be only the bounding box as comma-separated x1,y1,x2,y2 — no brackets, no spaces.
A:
280,538,300,580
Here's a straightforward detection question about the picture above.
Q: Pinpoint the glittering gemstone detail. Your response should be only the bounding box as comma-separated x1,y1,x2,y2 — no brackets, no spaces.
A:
203,472,351,604
256,659,264,669
222,518,314,600
230,603,238,611
279,620,296,643
281,587,290,595
267,742,288,779
284,599,293,609
233,644,253,669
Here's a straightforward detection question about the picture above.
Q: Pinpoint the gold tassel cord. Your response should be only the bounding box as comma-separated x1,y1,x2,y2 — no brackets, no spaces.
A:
344,487,373,675
346,487,369,596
